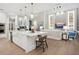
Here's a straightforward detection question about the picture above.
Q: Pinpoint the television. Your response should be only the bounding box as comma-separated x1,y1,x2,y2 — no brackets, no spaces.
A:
55,23,64,29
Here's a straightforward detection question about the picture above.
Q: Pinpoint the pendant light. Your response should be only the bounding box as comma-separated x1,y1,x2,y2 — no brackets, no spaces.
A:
30,3,34,19
24,6,27,20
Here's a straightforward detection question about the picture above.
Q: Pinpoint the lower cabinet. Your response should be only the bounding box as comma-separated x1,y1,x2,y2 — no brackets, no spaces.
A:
12,32,36,53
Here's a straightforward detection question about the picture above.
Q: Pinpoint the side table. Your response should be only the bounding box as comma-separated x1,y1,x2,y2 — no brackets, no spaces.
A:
62,32,69,41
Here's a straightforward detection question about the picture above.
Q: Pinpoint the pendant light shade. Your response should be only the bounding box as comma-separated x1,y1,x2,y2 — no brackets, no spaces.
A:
30,14,34,19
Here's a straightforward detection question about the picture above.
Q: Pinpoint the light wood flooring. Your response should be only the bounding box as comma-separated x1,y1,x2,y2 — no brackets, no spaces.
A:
0,38,79,55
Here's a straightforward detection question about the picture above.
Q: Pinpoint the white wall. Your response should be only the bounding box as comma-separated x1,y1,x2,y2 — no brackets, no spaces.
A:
77,8,79,30
34,8,78,30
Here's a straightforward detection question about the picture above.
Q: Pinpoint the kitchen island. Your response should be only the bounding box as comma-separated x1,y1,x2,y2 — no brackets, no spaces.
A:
12,30,47,53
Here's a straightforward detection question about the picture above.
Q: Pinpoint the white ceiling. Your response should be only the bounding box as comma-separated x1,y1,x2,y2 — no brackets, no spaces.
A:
0,3,79,16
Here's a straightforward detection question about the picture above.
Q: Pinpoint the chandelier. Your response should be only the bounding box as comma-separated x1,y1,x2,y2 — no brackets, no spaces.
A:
53,3,64,15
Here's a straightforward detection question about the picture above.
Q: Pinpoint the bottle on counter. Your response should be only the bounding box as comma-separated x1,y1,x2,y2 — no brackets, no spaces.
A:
31,25,35,33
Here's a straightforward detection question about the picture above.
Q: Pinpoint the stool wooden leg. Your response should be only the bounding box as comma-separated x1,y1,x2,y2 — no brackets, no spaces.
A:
45,41,48,48
36,41,37,48
42,42,45,52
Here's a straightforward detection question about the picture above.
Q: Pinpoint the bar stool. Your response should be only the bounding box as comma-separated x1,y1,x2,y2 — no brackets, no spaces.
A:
36,35,48,52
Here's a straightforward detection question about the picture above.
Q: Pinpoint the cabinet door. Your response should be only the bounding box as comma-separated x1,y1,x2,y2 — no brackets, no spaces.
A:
48,15,55,29
13,32,27,50
68,10,75,30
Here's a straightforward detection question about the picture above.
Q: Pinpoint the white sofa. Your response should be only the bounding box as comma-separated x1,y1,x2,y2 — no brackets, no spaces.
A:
43,29,63,40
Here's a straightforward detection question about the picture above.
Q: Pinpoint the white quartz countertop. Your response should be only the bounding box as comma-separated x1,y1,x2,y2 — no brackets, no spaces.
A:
12,30,47,37
27,31,47,37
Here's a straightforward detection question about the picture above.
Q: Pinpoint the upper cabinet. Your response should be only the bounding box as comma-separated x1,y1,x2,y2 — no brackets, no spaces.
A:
67,10,77,30
0,13,7,23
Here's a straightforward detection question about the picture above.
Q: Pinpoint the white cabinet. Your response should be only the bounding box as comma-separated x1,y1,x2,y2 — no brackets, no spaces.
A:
48,15,55,30
12,31,36,53
0,13,9,39
67,10,77,30
0,13,7,23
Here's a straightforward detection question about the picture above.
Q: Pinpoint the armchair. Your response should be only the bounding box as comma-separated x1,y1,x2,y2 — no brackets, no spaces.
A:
67,30,77,39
